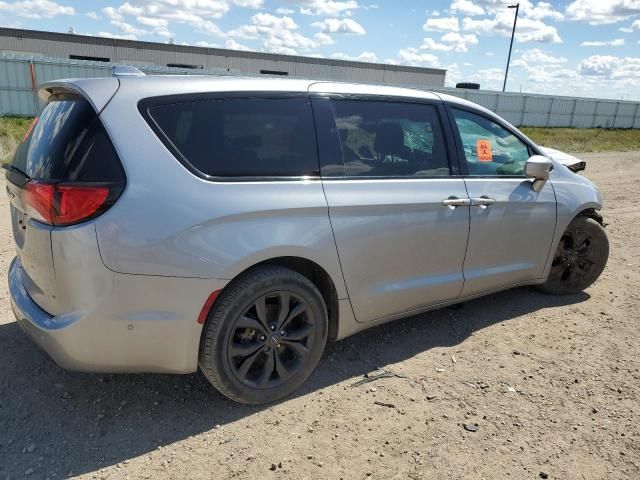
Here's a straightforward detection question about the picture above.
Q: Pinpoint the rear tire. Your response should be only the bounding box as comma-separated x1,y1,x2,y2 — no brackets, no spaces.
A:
199,266,328,404
538,216,609,295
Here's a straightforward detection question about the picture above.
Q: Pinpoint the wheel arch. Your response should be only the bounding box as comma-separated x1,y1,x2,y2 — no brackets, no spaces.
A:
541,202,606,282
576,207,605,226
206,256,342,341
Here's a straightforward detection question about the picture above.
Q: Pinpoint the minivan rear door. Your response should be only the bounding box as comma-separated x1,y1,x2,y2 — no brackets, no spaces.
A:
311,92,470,323
6,97,98,314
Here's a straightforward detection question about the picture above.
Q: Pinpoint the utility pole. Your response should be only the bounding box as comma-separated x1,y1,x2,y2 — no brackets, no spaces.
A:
502,3,519,92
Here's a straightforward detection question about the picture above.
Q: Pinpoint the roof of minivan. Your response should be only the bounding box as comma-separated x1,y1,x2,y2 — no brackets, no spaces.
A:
41,75,517,132
40,75,454,108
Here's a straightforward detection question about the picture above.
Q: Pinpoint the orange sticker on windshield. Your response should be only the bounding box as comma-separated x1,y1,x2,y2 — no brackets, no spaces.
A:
476,139,492,162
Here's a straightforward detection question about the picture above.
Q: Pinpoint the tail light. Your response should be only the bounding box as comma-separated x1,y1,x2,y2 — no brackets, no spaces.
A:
22,181,118,226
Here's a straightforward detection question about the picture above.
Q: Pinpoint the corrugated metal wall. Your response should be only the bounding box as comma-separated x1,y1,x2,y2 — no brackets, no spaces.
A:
431,87,640,129
1,54,639,129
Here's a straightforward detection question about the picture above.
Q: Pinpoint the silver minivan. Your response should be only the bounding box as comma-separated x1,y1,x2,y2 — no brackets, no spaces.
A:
7,75,608,404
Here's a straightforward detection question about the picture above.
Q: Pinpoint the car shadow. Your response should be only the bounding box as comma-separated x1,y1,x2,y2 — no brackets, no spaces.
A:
0,287,589,478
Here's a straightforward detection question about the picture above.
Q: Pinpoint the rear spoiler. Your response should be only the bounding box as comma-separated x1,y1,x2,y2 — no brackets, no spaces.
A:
38,78,120,114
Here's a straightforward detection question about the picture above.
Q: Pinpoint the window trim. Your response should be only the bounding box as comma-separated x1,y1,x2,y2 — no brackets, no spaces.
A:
137,91,322,183
444,102,543,178
310,93,462,180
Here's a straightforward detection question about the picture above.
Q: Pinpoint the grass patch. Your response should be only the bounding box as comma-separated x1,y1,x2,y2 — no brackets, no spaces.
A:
521,127,640,153
0,116,33,164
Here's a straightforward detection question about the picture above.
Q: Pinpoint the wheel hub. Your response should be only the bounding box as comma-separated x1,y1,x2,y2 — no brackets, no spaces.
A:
268,334,281,348
227,291,315,389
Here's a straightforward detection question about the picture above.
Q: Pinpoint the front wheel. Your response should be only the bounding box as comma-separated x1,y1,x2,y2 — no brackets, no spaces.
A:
538,216,609,295
199,266,328,404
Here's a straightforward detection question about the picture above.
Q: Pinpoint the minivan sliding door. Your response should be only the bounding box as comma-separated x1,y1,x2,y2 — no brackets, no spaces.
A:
312,96,470,324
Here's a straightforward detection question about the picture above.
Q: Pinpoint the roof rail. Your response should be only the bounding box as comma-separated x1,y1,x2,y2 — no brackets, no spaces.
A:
111,65,145,77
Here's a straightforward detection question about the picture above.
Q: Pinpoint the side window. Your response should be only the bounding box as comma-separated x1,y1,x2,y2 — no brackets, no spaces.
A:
330,100,450,177
146,97,319,177
452,108,530,176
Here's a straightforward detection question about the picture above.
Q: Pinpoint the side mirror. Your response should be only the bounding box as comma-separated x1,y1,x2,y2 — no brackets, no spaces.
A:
525,155,553,192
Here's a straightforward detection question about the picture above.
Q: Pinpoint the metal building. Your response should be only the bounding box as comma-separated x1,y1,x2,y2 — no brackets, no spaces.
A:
0,27,446,88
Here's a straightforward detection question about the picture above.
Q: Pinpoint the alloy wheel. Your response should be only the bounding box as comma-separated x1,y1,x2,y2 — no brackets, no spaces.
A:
226,291,316,389
549,227,596,289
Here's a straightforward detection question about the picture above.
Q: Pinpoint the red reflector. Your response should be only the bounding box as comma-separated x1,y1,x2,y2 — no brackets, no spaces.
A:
21,181,110,226
21,117,38,143
54,185,109,226
197,289,222,324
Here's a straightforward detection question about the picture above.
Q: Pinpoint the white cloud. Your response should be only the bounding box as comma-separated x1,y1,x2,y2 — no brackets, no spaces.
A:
446,0,562,21
514,48,567,65
526,2,564,21
225,38,252,50
332,51,378,62
275,7,295,14
450,0,484,16
101,1,238,39
396,48,440,67
462,12,562,43
419,32,478,53
198,20,224,37
565,0,640,25
424,16,459,32
232,0,263,7
136,16,168,28
581,38,625,47
110,20,147,37
579,55,640,80
619,19,640,32
441,32,478,50
229,13,318,54
102,1,230,31
102,6,122,21
284,0,359,16
311,18,365,34
86,11,100,20
0,0,74,18
314,32,334,45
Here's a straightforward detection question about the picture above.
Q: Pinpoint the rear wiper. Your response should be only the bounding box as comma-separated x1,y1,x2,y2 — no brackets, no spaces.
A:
2,163,30,181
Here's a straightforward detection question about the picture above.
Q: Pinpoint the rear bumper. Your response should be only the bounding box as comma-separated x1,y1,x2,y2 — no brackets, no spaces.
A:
9,256,226,374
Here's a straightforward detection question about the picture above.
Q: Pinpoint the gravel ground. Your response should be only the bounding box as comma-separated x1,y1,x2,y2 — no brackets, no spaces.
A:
0,151,639,480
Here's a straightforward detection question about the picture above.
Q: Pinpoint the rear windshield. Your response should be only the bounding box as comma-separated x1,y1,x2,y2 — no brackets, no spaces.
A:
143,97,319,178
11,98,124,183
12,99,96,180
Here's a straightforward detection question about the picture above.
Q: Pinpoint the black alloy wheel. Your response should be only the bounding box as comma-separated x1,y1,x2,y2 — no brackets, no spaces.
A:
227,291,316,389
199,265,328,404
538,216,609,295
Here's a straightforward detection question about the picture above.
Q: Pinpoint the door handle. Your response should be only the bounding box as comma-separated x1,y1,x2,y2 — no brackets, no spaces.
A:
442,197,471,208
470,196,496,207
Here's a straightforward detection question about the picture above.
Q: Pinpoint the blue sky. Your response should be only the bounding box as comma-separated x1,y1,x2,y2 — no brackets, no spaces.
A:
1,1,639,100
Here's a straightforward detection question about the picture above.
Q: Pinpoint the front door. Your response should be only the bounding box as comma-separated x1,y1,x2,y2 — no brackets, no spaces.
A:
449,107,557,297
312,95,470,323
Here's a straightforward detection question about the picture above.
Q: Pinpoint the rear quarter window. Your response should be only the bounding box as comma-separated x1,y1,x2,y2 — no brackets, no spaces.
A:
9,98,125,184
142,96,319,178
12,99,96,180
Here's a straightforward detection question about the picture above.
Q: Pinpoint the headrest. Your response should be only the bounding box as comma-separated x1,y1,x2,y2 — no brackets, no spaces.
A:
374,122,405,155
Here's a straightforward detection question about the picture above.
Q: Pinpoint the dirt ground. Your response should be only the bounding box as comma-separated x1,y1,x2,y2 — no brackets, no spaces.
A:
0,151,638,480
